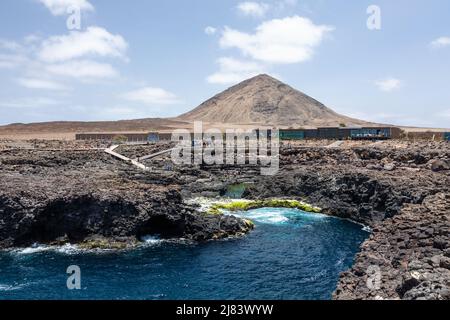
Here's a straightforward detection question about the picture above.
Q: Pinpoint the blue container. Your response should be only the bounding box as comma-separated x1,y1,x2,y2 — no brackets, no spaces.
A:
280,130,305,140
147,133,159,142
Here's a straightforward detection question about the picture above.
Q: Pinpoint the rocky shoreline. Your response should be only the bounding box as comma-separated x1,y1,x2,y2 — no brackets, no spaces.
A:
0,146,253,249
0,139,448,299
333,192,449,300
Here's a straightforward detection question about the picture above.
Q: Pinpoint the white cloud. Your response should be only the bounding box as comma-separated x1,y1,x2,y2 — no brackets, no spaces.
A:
17,77,70,90
237,2,270,18
431,36,450,48
0,54,26,69
207,57,266,84
0,39,27,68
1,30,125,81
219,16,334,64
0,39,22,51
38,27,128,63
375,78,402,92
0,97,60,108
46,60,119,79
38,0,94,16
205,26,217,35
121,87,181,105
0,27,129,82
24,34,42,44
282,0,297,6
0,61,16,69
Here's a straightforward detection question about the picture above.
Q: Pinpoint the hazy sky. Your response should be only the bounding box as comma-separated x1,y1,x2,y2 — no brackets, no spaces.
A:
0,0,449,128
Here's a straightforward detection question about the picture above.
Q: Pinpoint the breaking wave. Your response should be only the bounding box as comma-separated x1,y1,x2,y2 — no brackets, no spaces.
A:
231,207,328,225
0,283,26,292
10,243,109,256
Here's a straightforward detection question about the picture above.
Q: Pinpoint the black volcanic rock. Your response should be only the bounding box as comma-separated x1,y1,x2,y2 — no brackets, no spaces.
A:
333,193,450,300
0,148,252,248
0,139,449,300
431,159,449,172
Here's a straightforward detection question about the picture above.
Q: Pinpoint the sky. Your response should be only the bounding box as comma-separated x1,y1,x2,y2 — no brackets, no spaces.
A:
0,0,449,128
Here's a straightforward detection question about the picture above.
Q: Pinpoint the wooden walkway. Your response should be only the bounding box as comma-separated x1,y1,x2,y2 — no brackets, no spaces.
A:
369,140,385,147
326,141,344,148
104,145,149,171
137,148,175,161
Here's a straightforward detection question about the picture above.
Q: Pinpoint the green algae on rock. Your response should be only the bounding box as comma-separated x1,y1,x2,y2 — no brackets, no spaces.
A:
208,199,322,215
78,236,138,250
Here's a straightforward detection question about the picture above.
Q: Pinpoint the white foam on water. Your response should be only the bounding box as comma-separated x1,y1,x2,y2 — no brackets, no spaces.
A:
55,244,82,255
7,238,177,257
334,253,346,267
266,215,290,224
245,210,289,224
0,283,25,291
233,208,290,225
10,243,113,256
231,207,329,225
141,235,164,246
14,244,51,255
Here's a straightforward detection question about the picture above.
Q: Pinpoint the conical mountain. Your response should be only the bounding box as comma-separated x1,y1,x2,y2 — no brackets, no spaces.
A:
177,74,372,127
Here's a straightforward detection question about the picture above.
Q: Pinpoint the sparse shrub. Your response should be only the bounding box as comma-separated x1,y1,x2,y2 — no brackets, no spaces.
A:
113,135,128,144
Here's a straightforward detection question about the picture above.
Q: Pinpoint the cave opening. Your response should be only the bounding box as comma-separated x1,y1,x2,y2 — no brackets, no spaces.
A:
136,215,185,240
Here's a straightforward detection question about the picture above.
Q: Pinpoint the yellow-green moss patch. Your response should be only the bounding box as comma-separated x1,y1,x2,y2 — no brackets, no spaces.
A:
78,237,137,250
207,199,321,215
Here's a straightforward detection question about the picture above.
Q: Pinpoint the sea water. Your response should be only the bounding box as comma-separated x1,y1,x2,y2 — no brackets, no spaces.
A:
0,208,368,300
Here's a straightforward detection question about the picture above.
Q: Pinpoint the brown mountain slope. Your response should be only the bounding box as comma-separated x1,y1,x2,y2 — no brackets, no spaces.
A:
0,118,191,140
177,74,374,127
0,118,188,133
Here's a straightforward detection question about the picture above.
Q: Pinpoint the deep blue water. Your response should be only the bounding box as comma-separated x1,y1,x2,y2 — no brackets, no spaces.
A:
0,208,368,300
